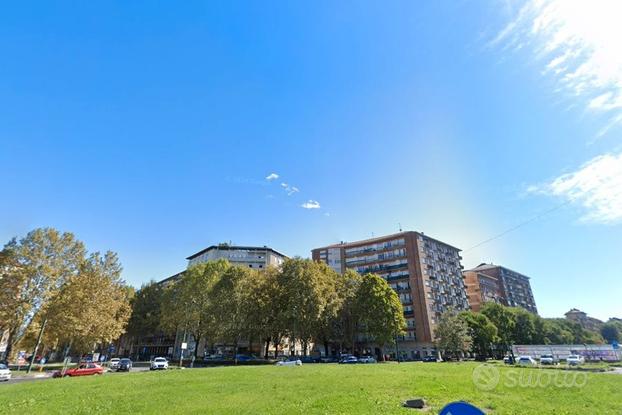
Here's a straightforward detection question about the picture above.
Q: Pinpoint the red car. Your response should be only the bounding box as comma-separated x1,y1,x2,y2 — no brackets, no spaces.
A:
54,363,104,378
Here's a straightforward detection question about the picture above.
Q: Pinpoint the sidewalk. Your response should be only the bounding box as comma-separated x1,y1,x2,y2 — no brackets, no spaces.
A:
9,371,53,381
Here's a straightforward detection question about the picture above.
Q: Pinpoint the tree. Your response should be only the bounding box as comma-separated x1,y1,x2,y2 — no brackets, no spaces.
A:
126,281,165,339
244,266,287,359
0,248,21,358
511,308,537,344
160,260,229,358
0,228,85,361
314,270,361,356
310,263,341,357
540,319,574,345
326,270,361,355
601,323,620,344
278,258,334,356
434,309,471,360
551,319,604,344
355,273,406,353
44,251,132,355
460,311,497,360
481,302,515,357
210,265,256,362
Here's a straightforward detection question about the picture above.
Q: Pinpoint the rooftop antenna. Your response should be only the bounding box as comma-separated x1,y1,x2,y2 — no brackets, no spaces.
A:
398,222,403,232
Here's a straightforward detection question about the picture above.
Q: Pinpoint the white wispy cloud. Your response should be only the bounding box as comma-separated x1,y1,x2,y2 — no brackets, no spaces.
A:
301,200,321,209
280,183,300,196
491,0,622,136
263,174,322,209
529,152,622,224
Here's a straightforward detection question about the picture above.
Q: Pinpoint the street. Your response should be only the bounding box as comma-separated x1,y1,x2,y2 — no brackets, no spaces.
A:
0,366,152,386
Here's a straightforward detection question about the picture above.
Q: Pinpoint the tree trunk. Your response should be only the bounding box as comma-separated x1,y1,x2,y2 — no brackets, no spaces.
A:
323,340,329,358
27,318,47,374
303,340,308,356
264,338,270,360
4,332,13,362
193,335,201,359
274,337,280,359
233,339,239,365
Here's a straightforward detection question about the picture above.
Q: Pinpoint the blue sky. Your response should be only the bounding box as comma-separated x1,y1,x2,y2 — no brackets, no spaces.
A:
1,1,620,321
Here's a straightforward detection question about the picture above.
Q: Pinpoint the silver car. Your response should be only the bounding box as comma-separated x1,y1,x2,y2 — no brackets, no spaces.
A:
150,357,169,370
108,358,121,370
0,363,12,381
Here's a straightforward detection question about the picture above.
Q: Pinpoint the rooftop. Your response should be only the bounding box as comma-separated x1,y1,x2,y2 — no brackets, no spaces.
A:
157,270,185,285
186,244,288,260
468,263,531,279
313,231,462,252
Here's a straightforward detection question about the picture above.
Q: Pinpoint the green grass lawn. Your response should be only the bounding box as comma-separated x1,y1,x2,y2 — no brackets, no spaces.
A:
1,362,621,414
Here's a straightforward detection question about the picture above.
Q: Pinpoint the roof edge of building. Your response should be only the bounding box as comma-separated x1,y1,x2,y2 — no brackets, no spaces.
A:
312,231,462,252
467,263,531,279
158,270,186,285
186,245,288,260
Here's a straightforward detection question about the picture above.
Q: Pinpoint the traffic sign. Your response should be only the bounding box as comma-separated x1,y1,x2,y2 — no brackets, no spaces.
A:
181,342,188,350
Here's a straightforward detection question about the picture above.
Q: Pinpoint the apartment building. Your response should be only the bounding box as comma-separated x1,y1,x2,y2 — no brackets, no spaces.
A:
463,269,504,312
124,244,288,360
186,244,287,270
312,231,469,359
464,263,538,314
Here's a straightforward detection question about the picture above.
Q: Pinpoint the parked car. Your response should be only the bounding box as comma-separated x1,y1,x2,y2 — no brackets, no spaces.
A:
118,358,132,372
150,357,169,370
339,355,358,364
539,354,555,365
422,355,439,362
299,356,320,364
503,355,515,365
276,359,302,366
0,363,11,382
320,356,339,363
517,356,537,366
358,356,377,364
566,355,585,366
108,358,121,370
54,363,104,378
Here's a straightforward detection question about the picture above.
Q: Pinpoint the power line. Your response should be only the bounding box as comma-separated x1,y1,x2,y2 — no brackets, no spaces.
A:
463,200,571,252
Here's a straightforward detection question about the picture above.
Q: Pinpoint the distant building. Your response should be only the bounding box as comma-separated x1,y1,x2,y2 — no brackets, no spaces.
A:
122,244,288,360
463,263,537,314
565,308,603,332
463,269,504,312
186,244,287,270
312,231,469,359
157,245,287,287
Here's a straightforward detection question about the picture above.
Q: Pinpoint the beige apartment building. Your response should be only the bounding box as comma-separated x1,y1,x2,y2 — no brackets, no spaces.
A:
312,231,469,359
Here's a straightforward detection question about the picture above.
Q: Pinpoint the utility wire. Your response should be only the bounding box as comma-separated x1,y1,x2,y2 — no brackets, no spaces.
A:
463,200,572,252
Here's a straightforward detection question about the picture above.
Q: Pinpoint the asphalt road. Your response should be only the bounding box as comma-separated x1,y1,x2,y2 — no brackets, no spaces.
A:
0,366,151,386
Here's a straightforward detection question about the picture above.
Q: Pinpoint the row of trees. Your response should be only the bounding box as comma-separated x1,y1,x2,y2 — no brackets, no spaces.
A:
600,320,622,344
0,228,132,366
435,302,614,360
127,258,406,359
